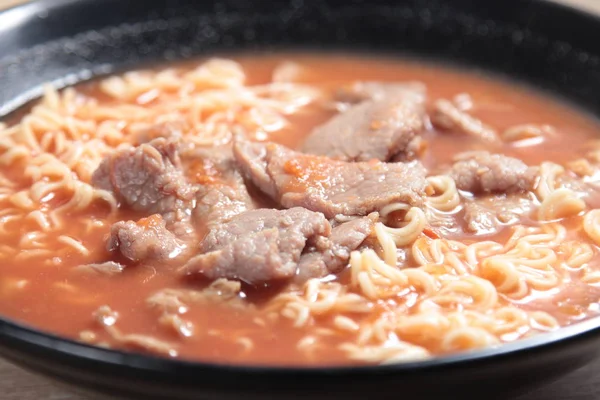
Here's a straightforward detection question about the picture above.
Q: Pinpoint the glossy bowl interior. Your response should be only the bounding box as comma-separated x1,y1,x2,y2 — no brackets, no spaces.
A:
1,0,600,399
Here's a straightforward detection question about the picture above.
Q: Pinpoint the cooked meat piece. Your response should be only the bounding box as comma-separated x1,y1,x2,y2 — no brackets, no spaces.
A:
560,176,600,208
199,207,330,253
450,152,538,194
463,195,535,235
431,99,498,142
107,214,185,263
303,95,426,162
132,120,189,145
186,144,247,186
296,215,375,282
159,314,194,338
93,305,177,357
393,136,427,162
501,124,554,143
233,140,429,218
463,202,497,235
188,145,256,224
147,279,245,313
195,184,253,225
426,209,460,237
74,261,125,276
335,81,426,103
92,138,196,224
181,208,331,284
557,171,596,194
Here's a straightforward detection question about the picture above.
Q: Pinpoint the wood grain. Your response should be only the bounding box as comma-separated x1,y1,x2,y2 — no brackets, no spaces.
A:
554,0,600,13
1,0,600,398
1,0,27,8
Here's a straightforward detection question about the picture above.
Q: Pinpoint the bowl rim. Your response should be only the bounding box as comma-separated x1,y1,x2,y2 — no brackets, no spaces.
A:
1,0,600,379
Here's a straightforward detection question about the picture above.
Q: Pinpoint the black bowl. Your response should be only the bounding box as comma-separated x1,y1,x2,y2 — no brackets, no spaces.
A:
1,0,600,399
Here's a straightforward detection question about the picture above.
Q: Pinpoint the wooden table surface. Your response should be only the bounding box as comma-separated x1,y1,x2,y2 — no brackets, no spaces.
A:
2,0,600,398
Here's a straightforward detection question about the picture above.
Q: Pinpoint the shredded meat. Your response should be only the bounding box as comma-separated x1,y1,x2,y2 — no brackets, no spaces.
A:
431,99,498,142
181,208,331,284
92,138,196,230
335,81,426,103
296,214,376,282
234,140,429,218
463,195,535,234
147,279,246,312
93,305,177,356
74,261,125,276
107,215,185,263
189,145,256,224
304,84,426,161
450,152,538,194
132,120,190,145
158,314,194,338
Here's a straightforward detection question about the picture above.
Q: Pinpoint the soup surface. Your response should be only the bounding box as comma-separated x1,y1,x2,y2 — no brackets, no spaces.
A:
2,53,600,366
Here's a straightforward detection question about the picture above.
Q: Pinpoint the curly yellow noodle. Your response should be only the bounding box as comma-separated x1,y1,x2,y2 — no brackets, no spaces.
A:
0,143,29,165
412,237,444,265
466,241,505,266
412,237,468,267
560,241,594,270
536,162,565,200
374,223,398,267
426,175,461,212
25,210,52,232
529,311,560,331
538,188,586,221
339,342,430,364
567,158,595,177
15,248,54,261
441,327,500,352
333,316,360,333
479,258,529,298
444,252,473,276
507,223,566,249
583,209,600,245
0,211,21,236
582,269,600,285
8,191,36,210
57,235,90,256
394,312,450,339
488,308,530,336
378,207,426,247
502,124,553,143
378,202,410,219
266,279,372,328
350,249,410,299
423,276,498,312
42,84,61,110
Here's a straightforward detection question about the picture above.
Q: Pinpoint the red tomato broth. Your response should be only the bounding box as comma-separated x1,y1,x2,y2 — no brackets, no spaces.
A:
1,53,600,365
